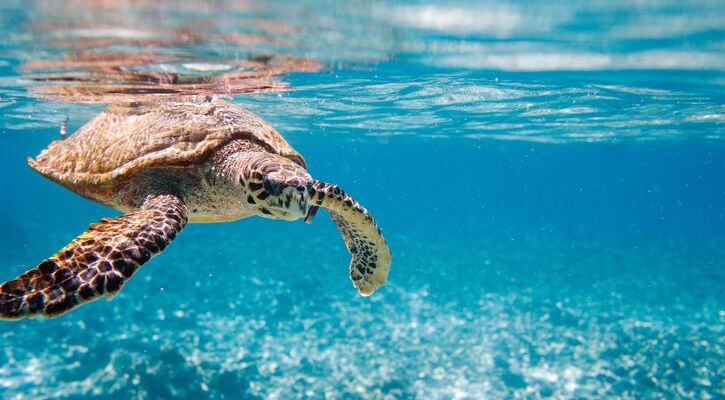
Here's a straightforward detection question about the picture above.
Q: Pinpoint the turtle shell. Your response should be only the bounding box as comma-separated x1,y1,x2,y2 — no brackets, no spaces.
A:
29,98,306,191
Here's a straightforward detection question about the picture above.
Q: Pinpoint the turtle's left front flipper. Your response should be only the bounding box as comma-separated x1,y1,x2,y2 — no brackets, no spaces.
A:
0,194,187,320
310,181,391,296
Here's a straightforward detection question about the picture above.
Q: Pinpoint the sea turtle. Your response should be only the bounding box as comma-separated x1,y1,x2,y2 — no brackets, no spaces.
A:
0,97,391,319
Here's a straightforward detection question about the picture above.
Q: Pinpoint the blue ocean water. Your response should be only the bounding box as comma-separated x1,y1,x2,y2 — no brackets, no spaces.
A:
0,1,724,399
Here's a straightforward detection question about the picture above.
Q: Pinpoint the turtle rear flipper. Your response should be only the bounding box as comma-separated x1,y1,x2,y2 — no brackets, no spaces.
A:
0,194,187,320
311,181,391,296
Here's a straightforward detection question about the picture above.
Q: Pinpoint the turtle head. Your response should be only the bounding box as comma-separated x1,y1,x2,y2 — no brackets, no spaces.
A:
245,157,316,222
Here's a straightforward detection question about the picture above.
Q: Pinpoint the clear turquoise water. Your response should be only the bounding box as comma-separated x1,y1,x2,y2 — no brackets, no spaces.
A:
1,1,724,399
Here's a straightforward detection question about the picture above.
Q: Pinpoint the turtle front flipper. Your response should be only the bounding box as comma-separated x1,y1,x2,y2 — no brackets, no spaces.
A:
0,194,187,320
310,181,391,296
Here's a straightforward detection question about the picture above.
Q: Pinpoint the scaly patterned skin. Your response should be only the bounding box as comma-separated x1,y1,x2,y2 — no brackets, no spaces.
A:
0,194,187,319
214,140,313,221
221,147,391,294
310,181,391,296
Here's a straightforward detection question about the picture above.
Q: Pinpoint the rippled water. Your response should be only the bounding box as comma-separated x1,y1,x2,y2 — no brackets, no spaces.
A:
0,1,723,399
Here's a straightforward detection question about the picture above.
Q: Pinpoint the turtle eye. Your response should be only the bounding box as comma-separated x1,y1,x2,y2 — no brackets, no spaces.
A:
262,175,284,196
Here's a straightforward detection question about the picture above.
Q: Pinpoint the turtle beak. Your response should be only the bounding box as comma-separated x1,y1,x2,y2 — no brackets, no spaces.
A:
304,205,319,224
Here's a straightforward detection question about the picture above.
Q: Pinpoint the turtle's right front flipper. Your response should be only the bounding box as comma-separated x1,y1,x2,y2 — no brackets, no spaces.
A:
310,180,391,296
0,194,187,320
